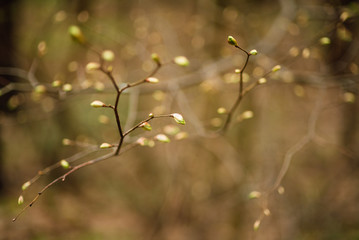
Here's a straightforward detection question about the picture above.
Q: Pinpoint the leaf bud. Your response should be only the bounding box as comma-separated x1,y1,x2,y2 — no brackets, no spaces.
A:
100,143,113,149
90,100,105,108
171,113,186,125
173,56,189,67
155,134,170,143
227,36,238,46
68,25,85,44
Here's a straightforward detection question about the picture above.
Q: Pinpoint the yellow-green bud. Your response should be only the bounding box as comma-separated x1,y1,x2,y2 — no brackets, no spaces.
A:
86,62,101,72
101,50,115,62
227,36,238,46
249,49,258,55
145,77,159,83
271,65,281,72
60,159,70,169
171,113,186,125
151,53,161,64
217,107,227,114
18,195,24,205
68,25,85,44
22,181,31,191
100,143,113,149
90,100,105,108
62,83,72,92
155,134,170,143
140,122,152,131
173,56,189,67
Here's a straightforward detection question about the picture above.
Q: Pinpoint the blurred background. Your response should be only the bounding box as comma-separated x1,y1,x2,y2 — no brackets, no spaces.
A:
0,0,358,239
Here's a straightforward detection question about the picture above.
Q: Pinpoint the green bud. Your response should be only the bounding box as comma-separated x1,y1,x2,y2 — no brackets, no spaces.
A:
68,25,85,44
227,36,238,46
151,53,161,64
140,122,152,131
62,83,72,92
258,78,267,84
249,49,258,55
253,220,261,231
86,62,101,72
271,65,281,72
52,80,62,87
149,112,154,118
217,107,227,114
248,191,261,199
90,100,105,108
319,37,331,45
18,195,24,205
100,143,113,149
22,181,31,191
34,85,46,94
101,50,115,62
60,159,70,169
171,113,186,125
145,77,159,83
174,56,189,67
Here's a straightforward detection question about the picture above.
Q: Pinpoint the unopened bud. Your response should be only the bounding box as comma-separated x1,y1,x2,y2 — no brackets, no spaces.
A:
258,78,267,84
86,62,101,72
253,220,261,231
101,50,115,62
90,100,105,108
217,107,227,114
174,56,189,67
100,143,113,149
62,83,72,92
18,195,24,205
146,77,159,83
22,181,31,191
272,65,281,72
68,25,85,44
140,122,152,131
34,85,46,94
151,53,161,64
227,36,238,46
248,191,261,199
171,113,186,125
249,49,258,55
60,159,70,169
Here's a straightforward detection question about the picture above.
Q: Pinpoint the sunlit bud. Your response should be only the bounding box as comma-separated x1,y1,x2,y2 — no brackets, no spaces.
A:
35,85,46,93
272,65,281,72
149,112,154,118
248,191,261,199
227,35,238,46
174,56,190,67
107,66,113,72
62,138,72,146
241,110,254,119
253,220,261,231
18,195,24,205
90,100,105,108
249,49,258,55
319,37,331,45
277,186,285,194
155,134,170,143
145,77,159,83
264,209,271,216
52,80,62,87
151,53,161,64
100,143,113,149
60,159,70,169
171,113,186,125
86,62,100,72
140,122,152,131
217,107,227,114
22,181,31,191
235,69,241,74
37,41,47,56
175,131,188,140
62,83,72,92
101,50,115,62
68,25,85,44
258,77,267,84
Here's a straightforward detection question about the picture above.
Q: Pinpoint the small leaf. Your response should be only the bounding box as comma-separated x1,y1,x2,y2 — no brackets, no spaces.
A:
171,113,186,125
174,56,189,67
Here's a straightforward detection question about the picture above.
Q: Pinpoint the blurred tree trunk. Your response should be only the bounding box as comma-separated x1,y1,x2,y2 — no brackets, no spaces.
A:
0,0,18,194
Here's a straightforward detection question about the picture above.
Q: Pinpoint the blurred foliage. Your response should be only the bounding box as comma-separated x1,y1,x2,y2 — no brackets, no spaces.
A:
0,0,359,239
